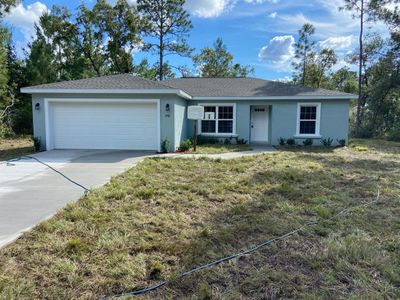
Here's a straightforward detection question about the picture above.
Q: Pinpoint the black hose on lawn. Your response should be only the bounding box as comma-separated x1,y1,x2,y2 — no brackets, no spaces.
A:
3,155,90,195
102,182,382,299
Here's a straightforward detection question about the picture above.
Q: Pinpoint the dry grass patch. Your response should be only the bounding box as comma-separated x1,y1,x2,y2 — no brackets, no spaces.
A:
0,136,34,161
187,143,252,154
0,139,399,299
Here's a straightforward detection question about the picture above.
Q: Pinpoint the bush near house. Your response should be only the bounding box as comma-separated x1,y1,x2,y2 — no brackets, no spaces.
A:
286,138,296,146
178,139,193,152
321,137,333,147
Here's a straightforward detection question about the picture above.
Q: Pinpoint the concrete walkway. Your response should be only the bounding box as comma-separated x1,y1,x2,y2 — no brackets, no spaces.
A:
0,150,153,248
0,145,275,249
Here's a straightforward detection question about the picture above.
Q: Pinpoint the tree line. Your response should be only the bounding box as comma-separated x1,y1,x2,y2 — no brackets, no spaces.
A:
291,0,399,140
0,0,399,141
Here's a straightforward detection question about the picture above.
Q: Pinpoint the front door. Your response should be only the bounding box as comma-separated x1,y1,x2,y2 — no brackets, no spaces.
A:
250,106,269,143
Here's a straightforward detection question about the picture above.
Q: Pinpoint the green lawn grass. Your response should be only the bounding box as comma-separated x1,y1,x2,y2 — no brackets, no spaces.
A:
0,136,34,161
188,143,252,154
0,139,399,299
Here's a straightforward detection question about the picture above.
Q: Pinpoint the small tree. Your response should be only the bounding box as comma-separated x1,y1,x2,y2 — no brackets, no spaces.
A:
292,23,316,86
137,0,192,81
339,0,391,136
308,48,337,88
94,0,142,73
133,58,175,81
327,67,358,94
193,38,254,77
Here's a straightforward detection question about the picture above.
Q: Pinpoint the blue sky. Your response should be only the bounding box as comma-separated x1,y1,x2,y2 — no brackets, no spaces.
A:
3,0,391,80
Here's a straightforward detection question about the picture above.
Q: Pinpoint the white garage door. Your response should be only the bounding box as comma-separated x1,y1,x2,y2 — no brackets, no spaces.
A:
49,101,159,150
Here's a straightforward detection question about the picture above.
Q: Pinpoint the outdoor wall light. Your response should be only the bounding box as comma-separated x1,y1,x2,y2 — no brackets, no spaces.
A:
165,103,170,112
35,103,40,111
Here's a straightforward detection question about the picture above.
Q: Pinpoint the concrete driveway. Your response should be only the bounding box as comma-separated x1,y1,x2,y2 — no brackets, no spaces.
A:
0,150,153,248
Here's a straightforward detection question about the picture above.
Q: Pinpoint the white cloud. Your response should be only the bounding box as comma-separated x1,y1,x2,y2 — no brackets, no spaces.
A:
269,12,277,18
258,35,295,71
319,35,354,50
5,2,48,42
244,0,279,3
185,0,236,18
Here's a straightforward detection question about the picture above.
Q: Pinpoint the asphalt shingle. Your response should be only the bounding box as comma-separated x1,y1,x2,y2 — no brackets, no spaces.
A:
22,74,174,90
163,77,355,98
22,74,356,98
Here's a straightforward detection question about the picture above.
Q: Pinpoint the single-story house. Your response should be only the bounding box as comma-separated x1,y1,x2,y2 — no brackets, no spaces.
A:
21,74,357,151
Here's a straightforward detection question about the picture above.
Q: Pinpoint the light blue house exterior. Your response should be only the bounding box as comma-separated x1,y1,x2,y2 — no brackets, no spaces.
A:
22,75,355,152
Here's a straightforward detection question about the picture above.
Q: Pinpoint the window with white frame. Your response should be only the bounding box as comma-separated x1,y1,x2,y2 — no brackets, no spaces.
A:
200,105,235,134
297,103,321,136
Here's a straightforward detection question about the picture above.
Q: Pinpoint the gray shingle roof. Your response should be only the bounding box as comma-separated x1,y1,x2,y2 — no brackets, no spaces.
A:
22,74,356,99
22,74,173,90
163,77,355,98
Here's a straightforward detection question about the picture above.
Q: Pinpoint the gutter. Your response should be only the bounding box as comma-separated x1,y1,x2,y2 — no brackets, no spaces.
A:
191,95,357,100
20,88,193,100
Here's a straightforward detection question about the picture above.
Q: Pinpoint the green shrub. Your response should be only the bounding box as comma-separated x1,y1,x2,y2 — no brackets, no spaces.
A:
178,139,193,152
321,137,333,147
237,138,248,145
387,125,400,141
161,138,170,153
224,138,231,145
303,138,313,146
278,137,286,145
286,138,296,146
337,139,346,147
0,122,14,138
32,136,41,152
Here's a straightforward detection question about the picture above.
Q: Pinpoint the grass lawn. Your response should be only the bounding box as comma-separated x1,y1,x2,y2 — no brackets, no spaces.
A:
187,143,252,154
0,136,34,161
0,139,399,299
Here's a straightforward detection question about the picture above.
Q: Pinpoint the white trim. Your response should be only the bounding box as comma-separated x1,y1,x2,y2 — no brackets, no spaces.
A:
200,133,238,137
296,102,321,137
44,98,161,152
197,103,237,136
44,99,50,150
293,135,322,139
22,88,192,100
192,95,356,100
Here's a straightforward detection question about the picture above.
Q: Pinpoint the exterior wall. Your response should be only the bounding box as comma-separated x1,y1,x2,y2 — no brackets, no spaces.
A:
31,93,350,151
189,99,350,146
187,100,273,143
270,100,350,145
32,95,46,150
31,93,185,151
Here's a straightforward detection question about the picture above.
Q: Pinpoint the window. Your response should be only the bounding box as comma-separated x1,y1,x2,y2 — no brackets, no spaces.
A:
297,103,321,136
200,105,235,135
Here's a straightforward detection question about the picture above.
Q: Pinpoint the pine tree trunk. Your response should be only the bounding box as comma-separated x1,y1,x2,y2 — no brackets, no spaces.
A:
159,36,163,81
355,0,364,136
302,51,306,86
